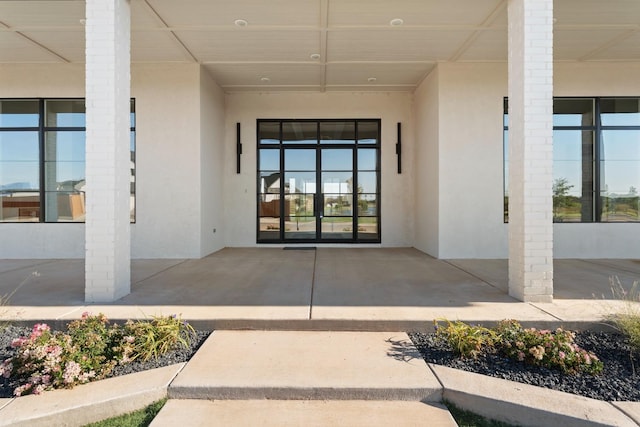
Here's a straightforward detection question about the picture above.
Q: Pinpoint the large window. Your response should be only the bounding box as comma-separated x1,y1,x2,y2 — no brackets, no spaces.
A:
0,99,136,223
257,119,381,243
504,97,640,223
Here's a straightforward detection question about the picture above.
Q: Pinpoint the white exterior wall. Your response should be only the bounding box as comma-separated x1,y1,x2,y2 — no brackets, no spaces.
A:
223,92,415,247
415,61,640,259
413,69,440,257
0,63,224,259
199,67,226,256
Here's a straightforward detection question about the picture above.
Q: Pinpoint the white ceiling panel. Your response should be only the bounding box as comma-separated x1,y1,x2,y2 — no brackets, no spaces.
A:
0,1,84,29
0,0,640,92
204,63,321,87
148,0,321,27
328,0,503,27
457,30,506,61
589,32,640,61
175,30,320,62
20,31,84,62
326,63,433,86
554,29,627,61
555,0,640,26
328,29,473,62
131,0,166,30
132,31,194,62
0,31,63,62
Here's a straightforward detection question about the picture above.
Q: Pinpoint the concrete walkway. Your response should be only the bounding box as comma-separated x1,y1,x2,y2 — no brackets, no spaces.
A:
0,248,638,329
0,248,639,425
0,331,638,426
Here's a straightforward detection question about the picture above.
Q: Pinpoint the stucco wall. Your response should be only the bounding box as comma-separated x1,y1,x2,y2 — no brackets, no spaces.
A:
419,61,640,259
198,67,226,257
223,92,415,247
0,63,207,258
413,69,441,257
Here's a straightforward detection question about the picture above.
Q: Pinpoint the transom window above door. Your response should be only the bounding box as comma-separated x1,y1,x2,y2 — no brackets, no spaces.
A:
257,119,381,244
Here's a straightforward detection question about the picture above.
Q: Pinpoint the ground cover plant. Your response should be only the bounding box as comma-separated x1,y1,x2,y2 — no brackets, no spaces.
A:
606,278,640,357
411,319,639,401
0,312,198,396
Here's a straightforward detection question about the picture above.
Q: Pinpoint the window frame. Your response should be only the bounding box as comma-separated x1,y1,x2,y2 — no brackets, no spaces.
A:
0,98,136,224
504,96,640,223
256,118,382,244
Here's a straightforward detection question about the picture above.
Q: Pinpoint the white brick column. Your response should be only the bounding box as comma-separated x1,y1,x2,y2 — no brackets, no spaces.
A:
507,0,554,302
85,0,131,302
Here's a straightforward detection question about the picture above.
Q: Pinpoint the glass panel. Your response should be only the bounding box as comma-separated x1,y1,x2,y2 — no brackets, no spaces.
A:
259,172,281,194
0,162,39,191
1,193,40,222
284,216,316,240
258,121,280,144
130,131,136,222
322,149,352,171
357,121,379,144
358,172,377,193
286,194,315,216
259,217,281,240
285,149,315,170
600,129,640,222
45,191,85,222
282,122,317,144
285,171,316,194
0,131,39,161
357,217,378,240
0,100,39,128
45,99,85,127
323,194,353,216
320,121,355,144
322,171,352,194
553,130,594,222
601,98,640,126
0,130,40,221
259,149,280,171
45,131,85,162
321,217,353,240
358,149,376,170
357,194,377,216
130,99,136,128
553,98,594,127
44,161,85,191
259,193,281,216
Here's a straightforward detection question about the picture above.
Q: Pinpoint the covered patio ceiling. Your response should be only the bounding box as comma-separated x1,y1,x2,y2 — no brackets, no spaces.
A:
1,0,640,92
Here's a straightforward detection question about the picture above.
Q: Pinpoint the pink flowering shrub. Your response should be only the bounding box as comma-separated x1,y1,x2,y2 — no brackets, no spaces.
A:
0,312,195,396
496,320,603,375
434,319,603,375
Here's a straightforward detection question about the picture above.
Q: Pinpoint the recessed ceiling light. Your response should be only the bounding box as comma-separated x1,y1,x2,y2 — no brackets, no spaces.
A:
261,77,271,83
310,53,321,60
234,19,248,27
367,77,377,83
390,18,404,26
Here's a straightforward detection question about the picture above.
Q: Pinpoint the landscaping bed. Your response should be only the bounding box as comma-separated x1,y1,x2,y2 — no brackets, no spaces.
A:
409,328,640,402
0,322,211,398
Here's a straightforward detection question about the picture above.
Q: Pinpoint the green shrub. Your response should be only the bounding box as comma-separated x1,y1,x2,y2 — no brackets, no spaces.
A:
121,314,196,362
434,319,498,359
433,319,603,375
607,278,640,353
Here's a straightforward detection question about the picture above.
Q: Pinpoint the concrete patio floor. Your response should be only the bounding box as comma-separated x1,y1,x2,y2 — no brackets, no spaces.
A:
0,247,638,329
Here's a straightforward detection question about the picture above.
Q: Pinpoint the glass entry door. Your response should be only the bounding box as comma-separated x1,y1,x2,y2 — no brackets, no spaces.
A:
257,119,380,244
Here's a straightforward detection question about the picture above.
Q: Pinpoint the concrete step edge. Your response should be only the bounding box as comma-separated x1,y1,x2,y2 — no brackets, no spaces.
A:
168,385,443,402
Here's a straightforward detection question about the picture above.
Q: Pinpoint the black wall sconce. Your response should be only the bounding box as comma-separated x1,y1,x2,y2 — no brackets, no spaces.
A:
396,122,402,174
236,122,242,174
